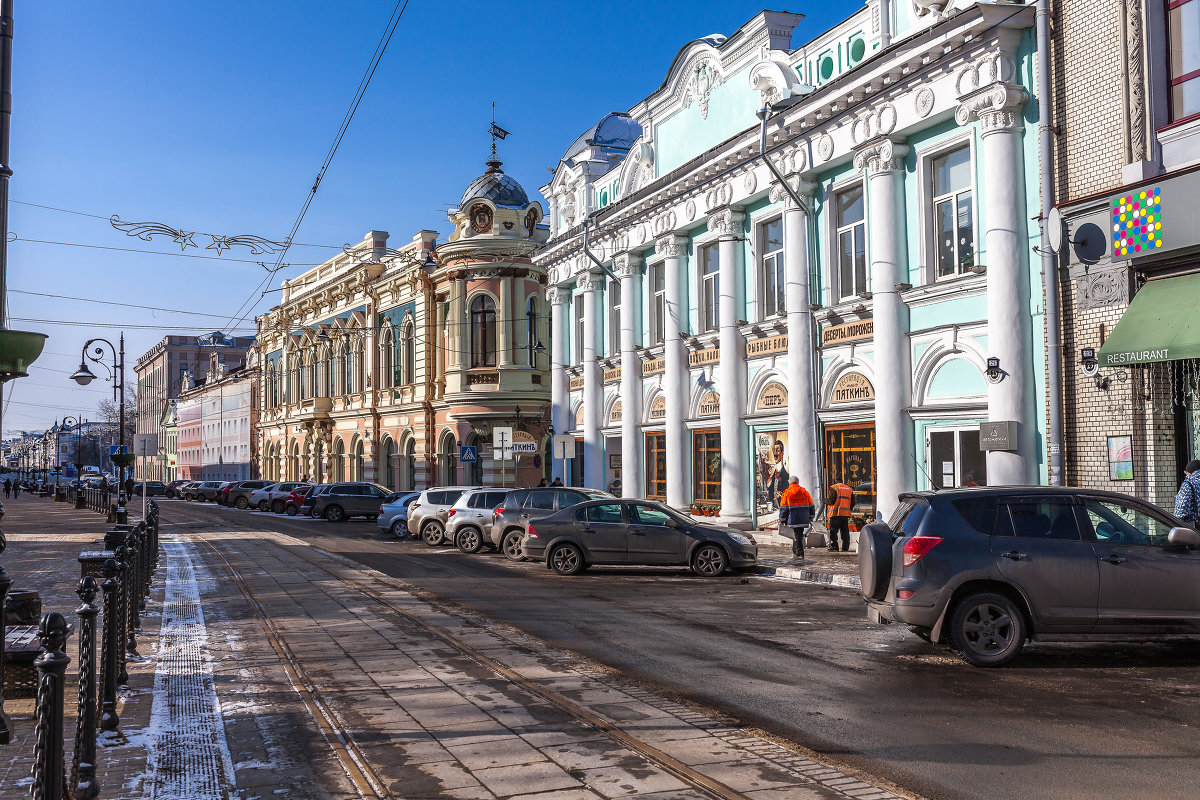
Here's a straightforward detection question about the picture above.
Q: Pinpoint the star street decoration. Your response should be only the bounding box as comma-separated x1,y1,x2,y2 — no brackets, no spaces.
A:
110,215,290,256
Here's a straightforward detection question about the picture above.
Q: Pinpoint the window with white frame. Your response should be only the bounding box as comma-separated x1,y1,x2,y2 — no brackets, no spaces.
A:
932,146,975,279
699,243,719,333
1169,0,1200,122
835,185,867,300
651,262,665,346
609,281,621,356
574,294,584,363
758,217,785,320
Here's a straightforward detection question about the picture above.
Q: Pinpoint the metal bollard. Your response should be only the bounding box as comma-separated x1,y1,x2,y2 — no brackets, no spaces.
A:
98,559,119,731
115,494,127,526
0,527,11,746
137,524,149,609
72,577,100,800
123,534,140,654
74,488,85,510
113,546,129,685
30,612,70,800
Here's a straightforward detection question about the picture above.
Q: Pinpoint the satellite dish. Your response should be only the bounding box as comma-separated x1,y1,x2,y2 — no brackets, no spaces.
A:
1046,206,1067,253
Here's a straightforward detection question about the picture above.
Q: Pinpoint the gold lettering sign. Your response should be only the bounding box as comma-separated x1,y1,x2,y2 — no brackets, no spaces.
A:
609,400,623,425
688,348,720,367
569,376,584,391
830,372,875,405
512,430,537,443
756,381,788,411
649,396,667,419
746,334,788,358
575,405,585,428
821,319,874,347
642,358,666,376
698,391,721,417
604,367,622,384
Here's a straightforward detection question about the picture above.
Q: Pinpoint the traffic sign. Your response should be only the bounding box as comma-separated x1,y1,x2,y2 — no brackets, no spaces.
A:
491,427,513,450
133,433,159,457
109,445,128,456
459,445,477,463
553,434,575,460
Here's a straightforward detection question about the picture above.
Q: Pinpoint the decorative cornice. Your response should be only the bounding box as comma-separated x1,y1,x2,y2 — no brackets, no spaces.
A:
955,82,1028,134
656,234,688,257
853,137,909,173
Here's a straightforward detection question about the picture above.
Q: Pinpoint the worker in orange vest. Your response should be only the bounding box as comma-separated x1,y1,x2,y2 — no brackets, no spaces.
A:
779,476,814,559
825,479,854,552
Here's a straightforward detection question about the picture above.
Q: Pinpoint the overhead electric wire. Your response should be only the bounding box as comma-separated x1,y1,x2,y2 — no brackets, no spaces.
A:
10,235,320,265
10,288,244,320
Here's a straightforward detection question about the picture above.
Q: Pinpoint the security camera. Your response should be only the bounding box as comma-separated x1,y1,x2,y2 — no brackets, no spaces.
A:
985,357,1004,384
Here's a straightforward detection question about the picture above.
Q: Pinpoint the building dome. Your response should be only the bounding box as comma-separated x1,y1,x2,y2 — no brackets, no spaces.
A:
459,159,530,209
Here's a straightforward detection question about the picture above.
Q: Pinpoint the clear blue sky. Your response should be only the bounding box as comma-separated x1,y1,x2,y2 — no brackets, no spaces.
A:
3,0,859,436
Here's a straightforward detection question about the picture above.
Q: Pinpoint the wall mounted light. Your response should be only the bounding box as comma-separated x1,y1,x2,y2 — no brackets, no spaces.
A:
985,357,1004,383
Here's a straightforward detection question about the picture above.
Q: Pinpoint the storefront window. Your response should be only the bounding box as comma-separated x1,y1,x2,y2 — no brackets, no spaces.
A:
927,428,987,489
824,424,876,519
645,432,666,499
693,429,722,503
754,430,789,525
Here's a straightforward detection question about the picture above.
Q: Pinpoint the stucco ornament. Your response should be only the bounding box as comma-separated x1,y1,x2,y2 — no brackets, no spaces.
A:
853,138,909,172
748,58,808,108
683,58,725,119
817,133,835,163
621,140,656,196
911,0,952,17
915,87,935,118
704,182,734,213
743,170,758,195
1076,268,1130,311
685,199,697,221
469,203,493,234
851,103,898,145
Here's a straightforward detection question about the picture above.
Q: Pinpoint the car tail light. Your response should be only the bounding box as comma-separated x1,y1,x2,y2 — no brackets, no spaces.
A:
526,524,539,539
897,589,915,600
410,503,421,512
902,535,943,567
494,506,505,517
379,505,384,515
447,509,456,517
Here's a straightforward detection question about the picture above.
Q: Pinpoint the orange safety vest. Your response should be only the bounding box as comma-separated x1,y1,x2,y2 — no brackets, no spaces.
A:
828,483,853,518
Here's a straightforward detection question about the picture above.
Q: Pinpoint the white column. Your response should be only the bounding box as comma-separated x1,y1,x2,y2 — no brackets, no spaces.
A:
658,234,689,510
855,138,913,521
781,178,820,500
712,208,750,525
548,286,569,439
959,83,1036,485
580,272,604,489
616,253,643,499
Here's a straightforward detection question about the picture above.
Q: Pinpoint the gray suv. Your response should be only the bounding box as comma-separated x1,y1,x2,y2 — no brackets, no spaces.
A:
446,489,510,553
312,482,392,522
860,487,1200,667
225,480,273,510
186,481,225,502
408,486,480,545
490,487,613,561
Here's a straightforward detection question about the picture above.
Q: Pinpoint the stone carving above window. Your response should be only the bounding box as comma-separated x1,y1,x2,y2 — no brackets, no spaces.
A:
682,58,725,119
1075,267,1130,311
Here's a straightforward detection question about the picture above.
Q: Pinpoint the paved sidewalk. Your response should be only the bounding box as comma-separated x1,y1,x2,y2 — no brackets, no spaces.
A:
754,540,862,590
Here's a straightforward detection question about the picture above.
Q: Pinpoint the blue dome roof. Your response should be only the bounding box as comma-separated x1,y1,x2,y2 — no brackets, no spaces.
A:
460,160,530,209
562,112,643,162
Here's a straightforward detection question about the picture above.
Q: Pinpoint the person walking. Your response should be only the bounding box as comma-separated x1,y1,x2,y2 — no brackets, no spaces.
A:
3,479,10,499
779,476,814,559
550,477,564,487
536,478,548,488
12,480,20,498
825,477,854,552
1173,460,1200,523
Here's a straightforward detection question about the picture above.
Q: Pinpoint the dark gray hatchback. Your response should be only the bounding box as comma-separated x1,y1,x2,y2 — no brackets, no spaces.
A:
860,487,1200,666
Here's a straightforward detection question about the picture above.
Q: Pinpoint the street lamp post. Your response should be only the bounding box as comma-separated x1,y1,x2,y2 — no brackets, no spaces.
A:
70,334,127,511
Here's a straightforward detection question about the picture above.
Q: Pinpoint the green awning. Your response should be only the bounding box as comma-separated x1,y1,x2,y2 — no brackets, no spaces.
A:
1098,273,1200,366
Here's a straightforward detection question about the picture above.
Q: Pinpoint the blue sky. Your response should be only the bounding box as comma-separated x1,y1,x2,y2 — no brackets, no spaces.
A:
3,0,860,436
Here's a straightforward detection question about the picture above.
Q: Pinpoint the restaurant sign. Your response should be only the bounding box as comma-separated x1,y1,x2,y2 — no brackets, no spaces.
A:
830,372,875,405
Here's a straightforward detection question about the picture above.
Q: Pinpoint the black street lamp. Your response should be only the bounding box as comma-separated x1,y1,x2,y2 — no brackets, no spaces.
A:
60,414,85,478
70,334,128,504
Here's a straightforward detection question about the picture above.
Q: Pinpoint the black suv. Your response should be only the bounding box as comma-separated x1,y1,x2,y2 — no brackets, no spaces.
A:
860,487,1200,667
489,487,613,560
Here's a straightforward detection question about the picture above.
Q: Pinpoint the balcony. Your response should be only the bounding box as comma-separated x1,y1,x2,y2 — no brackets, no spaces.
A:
288,396,333,421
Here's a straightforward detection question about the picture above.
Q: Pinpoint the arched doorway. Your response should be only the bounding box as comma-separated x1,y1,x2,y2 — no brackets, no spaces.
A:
380,436,396,490
465,433,483,485
332,438,345,482
350,437,364,481
288,441,300,481
402,436,416,490
438,432,457,486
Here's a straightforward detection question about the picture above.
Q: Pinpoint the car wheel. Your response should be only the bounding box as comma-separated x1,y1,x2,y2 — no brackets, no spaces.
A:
457,527,484,554
234,497,249,510
271,500,285,514
691,543,729,577
390,519,408,539
501,530,525,561
421,522,445,546
325,505,346,523
949,592,1026,667
285,504,298,517
549,543,585,576
257,500,270,512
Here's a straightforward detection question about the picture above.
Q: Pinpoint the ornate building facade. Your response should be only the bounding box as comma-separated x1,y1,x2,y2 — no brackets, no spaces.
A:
537,4,1048,527
255,160,551,490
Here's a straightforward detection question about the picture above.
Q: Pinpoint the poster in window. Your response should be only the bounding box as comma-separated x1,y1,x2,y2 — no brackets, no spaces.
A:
754,430,789,525
1107,435,1134,481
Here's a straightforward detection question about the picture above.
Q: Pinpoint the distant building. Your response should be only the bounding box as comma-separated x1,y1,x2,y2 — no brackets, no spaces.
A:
175,349,257,482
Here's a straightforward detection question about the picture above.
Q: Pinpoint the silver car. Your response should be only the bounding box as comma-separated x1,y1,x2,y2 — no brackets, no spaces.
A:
249,481,311,513
489,487,614,560
446,489,510,553
407,486,481,545
377,492,420,538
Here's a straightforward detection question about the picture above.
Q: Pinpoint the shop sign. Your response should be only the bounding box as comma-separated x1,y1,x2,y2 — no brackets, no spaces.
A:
688,348,720,367
609,400,623,425
830,372,875,404
756,381,788,411
575,405,585,428
746,334,788,358
979,421,1017,452
569,375,584,390
642,358,665,376
604,366,622,383
649,396,667,420
698,391,720,417
821,319,874,347
510,429,539,455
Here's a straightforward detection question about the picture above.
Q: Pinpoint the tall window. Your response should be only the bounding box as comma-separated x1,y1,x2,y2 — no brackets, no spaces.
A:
651,263,665,346
352,336,365,392
525,298,538,365
334,341,347,396
403,437,416,490
287,354,300,403
332,438,345,482
402,320,415,384
470,295,497,367
693,430,722,503
379,325,394,389
574,295,585,363
699,243,719,333
645,432,666,499
319,346,331,397
302,352,314,400
759,217,785,319
351,438,364,481
267,363,278,407
836,185,867,300
609,282,622,355
1170,0,1200,121
932,146,975,278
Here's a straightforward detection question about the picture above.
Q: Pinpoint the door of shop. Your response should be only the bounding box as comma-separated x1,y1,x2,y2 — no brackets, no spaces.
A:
823,423,877,520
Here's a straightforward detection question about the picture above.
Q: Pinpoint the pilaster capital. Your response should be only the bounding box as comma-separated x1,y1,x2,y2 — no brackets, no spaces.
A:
577,271,605,293
955,82,1028,135
545,285,567,305
769,175,818,211
613,252,644,278
853,138,909,174
655,234,688,258
707,207,746,237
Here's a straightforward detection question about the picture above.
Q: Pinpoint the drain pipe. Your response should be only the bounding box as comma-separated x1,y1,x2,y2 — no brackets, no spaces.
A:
757,106,811,213
581,217,619,283
1037,0,1065,486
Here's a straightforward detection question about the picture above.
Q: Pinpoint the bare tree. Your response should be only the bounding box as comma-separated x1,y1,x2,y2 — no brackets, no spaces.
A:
95,381,137,443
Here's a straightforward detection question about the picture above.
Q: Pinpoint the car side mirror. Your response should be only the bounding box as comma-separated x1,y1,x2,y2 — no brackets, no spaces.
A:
666,518,681,529
1168,527,1200,549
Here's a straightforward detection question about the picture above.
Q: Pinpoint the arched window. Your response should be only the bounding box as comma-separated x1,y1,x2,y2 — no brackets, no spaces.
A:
352,335,365,393
381,436,395,489
402,436,416,490
318,345,331,398
438,433,457,486
351,438,364,481
334,340,348,396
267,363,279,407
378,325,394,390
526,297,538,366
402,319,416,385
332,438,345,482
470,294,497,367
287,353,300,403
288,441,300,481
302,350,314,401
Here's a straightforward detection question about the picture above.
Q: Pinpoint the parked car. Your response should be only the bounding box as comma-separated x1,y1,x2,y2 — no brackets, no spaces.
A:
223,480,274,510
300,484,331,517
859,487,1200,667
164,479,190,498
283,484,314,516
377,492,420,537
490,487,614,561
522,499,758,577
446,489,511,553
185,481,225,502
131,481,167,497
311,482,393,522
407,486,481,545
250,481,310,513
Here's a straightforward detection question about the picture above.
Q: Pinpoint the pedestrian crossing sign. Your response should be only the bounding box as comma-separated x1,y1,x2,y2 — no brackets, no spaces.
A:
460,445,477,463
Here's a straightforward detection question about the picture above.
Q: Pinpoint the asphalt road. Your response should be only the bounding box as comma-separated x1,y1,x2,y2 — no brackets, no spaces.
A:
165,499,1200,800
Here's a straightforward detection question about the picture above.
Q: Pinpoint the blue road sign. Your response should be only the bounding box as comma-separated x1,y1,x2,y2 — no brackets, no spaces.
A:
459,445,477,463
109,445,128,456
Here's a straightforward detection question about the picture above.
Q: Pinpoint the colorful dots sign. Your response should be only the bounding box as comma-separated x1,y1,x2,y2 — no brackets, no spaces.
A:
1112,187,1163,257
